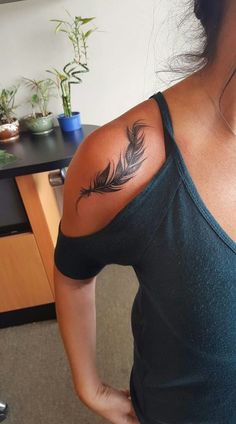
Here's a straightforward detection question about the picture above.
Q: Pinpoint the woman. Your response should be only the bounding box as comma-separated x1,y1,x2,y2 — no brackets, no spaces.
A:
54,0,236,422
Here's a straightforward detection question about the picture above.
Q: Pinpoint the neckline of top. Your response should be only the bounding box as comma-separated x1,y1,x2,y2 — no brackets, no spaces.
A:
158,91,236,254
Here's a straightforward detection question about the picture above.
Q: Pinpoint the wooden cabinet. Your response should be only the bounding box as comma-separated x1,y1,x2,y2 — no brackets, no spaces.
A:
0,125,97,321
0,232,54,312
16,173,60,296
0,172,60,315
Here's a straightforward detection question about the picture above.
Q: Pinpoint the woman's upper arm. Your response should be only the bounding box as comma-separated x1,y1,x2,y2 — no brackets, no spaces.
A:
61,122,145,237
54,103,166,280
61,112,165,237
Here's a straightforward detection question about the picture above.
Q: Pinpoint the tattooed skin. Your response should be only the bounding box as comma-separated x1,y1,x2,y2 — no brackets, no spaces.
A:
75,119,149,211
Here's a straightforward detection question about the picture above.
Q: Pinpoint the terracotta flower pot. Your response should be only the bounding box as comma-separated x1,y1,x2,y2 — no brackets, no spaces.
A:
0,119,19,143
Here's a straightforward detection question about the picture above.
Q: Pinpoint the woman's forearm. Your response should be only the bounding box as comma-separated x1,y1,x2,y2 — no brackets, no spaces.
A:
54,265,101,403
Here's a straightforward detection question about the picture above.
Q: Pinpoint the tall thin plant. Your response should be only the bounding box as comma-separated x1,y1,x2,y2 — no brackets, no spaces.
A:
47,10,97,117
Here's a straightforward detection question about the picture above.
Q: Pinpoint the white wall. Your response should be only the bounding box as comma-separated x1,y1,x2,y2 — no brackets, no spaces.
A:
0,0,192,126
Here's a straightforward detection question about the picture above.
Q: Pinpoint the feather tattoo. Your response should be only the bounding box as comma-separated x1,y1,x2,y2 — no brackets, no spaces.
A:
75,120,149,210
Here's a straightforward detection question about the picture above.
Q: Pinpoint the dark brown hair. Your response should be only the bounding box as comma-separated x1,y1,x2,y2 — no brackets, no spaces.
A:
157,0,227,81
193,0,225,65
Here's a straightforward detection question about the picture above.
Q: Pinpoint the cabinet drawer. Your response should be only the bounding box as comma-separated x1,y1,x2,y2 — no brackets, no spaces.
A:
0,232,54,313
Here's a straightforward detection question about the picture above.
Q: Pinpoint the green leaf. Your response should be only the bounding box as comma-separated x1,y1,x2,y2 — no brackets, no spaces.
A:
46,69,55,75
68,35,76,43
55,22,63,32
80,17,95,24
51,68,65,79
84,29,94,38
31,94,39,104
0,149,17,167
50,19,65,23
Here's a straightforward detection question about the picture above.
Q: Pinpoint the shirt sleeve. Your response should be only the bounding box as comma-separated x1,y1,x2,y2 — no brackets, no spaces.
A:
54,170,165,281
54,221,108,280
54,211,144,280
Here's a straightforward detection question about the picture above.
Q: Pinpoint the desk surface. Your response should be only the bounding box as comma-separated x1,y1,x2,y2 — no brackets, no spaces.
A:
0,125,98,179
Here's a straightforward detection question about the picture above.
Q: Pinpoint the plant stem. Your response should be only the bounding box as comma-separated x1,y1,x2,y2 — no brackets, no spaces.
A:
61,81,71,116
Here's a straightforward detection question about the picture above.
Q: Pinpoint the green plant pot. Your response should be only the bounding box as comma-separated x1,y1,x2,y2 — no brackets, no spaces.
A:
25,113,54,135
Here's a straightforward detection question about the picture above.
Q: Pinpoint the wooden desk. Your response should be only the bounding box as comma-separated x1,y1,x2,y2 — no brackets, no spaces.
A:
0,125,98,327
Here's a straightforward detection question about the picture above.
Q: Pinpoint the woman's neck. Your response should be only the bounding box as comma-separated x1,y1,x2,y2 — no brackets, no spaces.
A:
199,62,236,136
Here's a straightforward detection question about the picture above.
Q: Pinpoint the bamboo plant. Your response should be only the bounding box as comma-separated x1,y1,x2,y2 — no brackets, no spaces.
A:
47,11,97,117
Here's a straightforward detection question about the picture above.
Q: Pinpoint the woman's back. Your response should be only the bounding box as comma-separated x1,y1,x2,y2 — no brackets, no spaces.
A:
55,78,236,423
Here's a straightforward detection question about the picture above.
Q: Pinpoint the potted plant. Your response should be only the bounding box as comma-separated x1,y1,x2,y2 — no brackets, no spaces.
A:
0,85,20,143
47,11,96,132
23,78,55,135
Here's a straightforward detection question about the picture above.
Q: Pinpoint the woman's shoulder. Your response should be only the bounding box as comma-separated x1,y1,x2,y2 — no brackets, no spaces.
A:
61,95,168,237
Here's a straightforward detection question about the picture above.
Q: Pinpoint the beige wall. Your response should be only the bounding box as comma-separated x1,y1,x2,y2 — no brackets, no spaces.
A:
0,0,191,127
